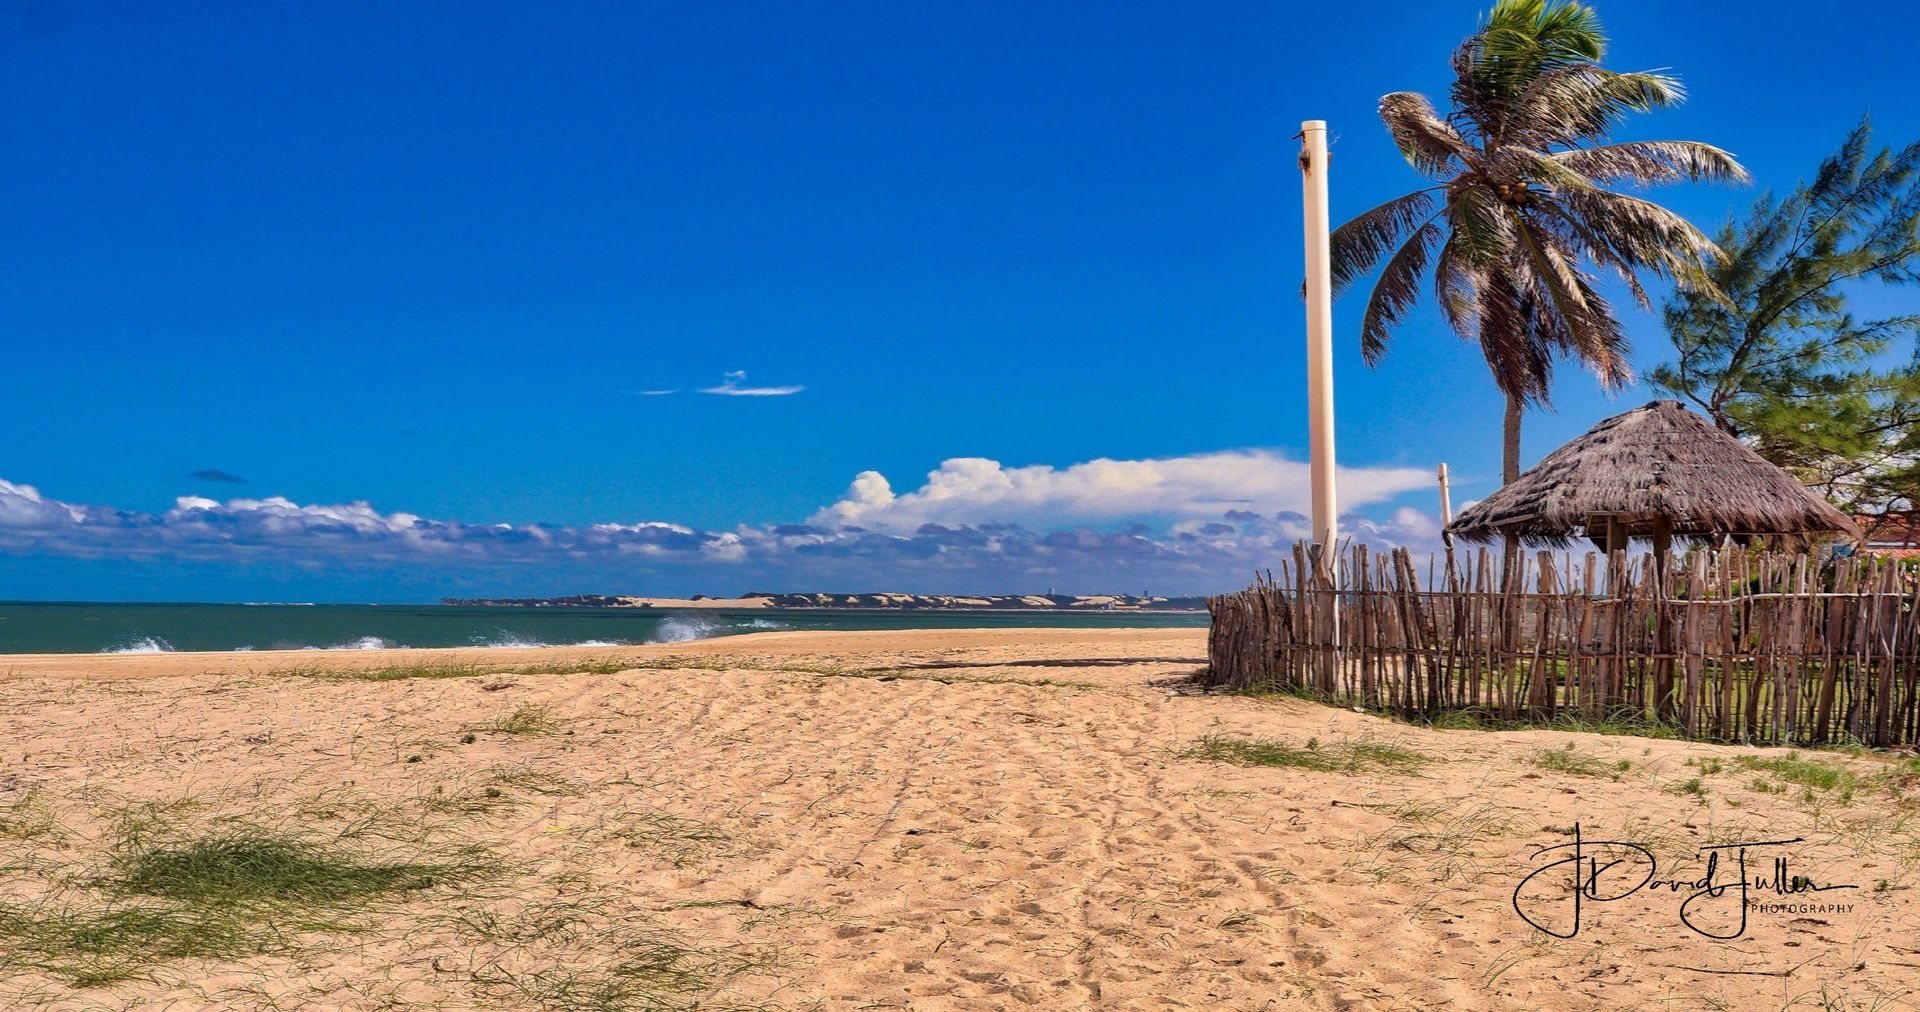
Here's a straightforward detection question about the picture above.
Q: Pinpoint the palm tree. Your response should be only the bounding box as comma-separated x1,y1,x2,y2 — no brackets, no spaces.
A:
1331,0,1747,484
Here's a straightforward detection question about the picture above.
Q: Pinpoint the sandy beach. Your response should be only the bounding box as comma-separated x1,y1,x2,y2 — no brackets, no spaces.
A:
4,627,1918,1010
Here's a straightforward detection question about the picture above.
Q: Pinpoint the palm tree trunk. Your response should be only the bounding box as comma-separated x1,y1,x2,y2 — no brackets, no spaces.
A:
1501,393,1523,571
1502,393,1523,485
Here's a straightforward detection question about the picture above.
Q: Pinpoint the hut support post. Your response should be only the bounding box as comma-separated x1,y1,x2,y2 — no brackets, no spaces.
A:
1605,517,1627,557
1604,517,1628,596
1652,516,1674,572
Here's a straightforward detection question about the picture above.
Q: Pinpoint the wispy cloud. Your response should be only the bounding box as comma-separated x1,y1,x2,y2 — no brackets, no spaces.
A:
635,388,681,397
189,469,247,484
699,370,804,397
0,450,1445,593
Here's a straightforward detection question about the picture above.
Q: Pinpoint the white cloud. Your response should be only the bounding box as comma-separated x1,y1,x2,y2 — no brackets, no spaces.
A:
699,370,804,397
0,479,87,528
0,450,1449,593
636,388,680,396
700,532,748,563
809,451,1431,533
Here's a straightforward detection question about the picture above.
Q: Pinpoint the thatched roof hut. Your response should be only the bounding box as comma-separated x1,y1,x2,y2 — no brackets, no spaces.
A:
1446,400,1860,553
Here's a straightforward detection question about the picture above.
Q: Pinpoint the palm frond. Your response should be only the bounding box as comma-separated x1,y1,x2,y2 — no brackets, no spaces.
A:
1476,269,1553,404
1529,200,1653,308
1334,0,1735,415
1448,181,1518,266
1508,65,1683,146
1554,140,1749,185
1553,186,1723,284
1514,218,1593,320
1329,190,1440,295
1567,275,1634,387
1359,220,1444,363
1514,223,1633,387
1378,93,1479,177
1504,145,1602,193
1461,0,1607,111
1432,233,1482,341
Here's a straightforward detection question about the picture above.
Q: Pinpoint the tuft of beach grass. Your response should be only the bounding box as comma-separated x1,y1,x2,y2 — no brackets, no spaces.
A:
0,813,494,988
1175,734,1428,775
472,703,561,737
1527,744,1632,780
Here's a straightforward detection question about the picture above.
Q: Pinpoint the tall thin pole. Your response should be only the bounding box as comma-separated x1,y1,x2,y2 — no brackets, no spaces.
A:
1300,120,1337,552
1436,462,1453,524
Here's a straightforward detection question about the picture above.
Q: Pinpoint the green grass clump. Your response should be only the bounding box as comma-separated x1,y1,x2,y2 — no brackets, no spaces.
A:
0,788,59,842
472,703,560,736
1176,734,1427,774
838,668,1100,690
609,810,729,867
1358,801,1515,886
273,652,1162,692
1228,682,1688,742
0,903,253,987
273,661,489,682
419,784,513,817
441,895,778,1012
1528,744,1632,780
272,654,835,684
491,768,588,797
274,654,1073,692
113,834,455,909
408,766,583,820
1664,777,1708,799
1426,708,1682,740
468,933,772,1012
1733,753,1858,793
272,658,648,682
0,818,490,987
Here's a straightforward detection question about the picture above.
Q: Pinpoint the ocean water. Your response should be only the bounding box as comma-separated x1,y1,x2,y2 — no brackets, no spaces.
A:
0,602,1208,655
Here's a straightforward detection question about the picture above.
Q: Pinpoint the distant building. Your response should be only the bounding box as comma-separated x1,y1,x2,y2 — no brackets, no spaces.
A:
1861,511,1920,560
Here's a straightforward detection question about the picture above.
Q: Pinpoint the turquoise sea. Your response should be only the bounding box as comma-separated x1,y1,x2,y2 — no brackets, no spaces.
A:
0,602,1208,655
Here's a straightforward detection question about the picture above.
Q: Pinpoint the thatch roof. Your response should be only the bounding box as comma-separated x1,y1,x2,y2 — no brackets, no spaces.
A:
1446,400,1861,546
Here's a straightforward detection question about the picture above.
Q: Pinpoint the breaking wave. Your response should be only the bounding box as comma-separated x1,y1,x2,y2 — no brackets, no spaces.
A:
471,633,627,649
649,616,723,643
647,615,787,644
328,636,398,650
77,613,788,655
103,636,175,654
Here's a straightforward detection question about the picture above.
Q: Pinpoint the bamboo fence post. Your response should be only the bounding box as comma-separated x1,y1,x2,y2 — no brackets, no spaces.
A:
1201,542,1916,747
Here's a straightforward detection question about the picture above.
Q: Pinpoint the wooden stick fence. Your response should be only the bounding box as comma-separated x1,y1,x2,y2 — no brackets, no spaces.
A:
1205,543,1920,747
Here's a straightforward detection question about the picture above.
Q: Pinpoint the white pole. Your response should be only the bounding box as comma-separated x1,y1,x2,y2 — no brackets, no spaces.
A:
1300,120,1337,552
1437,462,1453,523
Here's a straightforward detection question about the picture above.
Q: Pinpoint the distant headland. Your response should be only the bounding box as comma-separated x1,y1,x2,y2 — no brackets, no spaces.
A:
440,592,1208,612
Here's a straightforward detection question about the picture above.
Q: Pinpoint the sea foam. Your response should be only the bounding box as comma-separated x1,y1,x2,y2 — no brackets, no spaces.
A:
471,633,627,649
103,636,175,654
648,615,786,644
328,636,398,650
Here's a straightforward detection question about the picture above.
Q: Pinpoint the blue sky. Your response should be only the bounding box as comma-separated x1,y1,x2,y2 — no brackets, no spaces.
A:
3,1,1916,601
